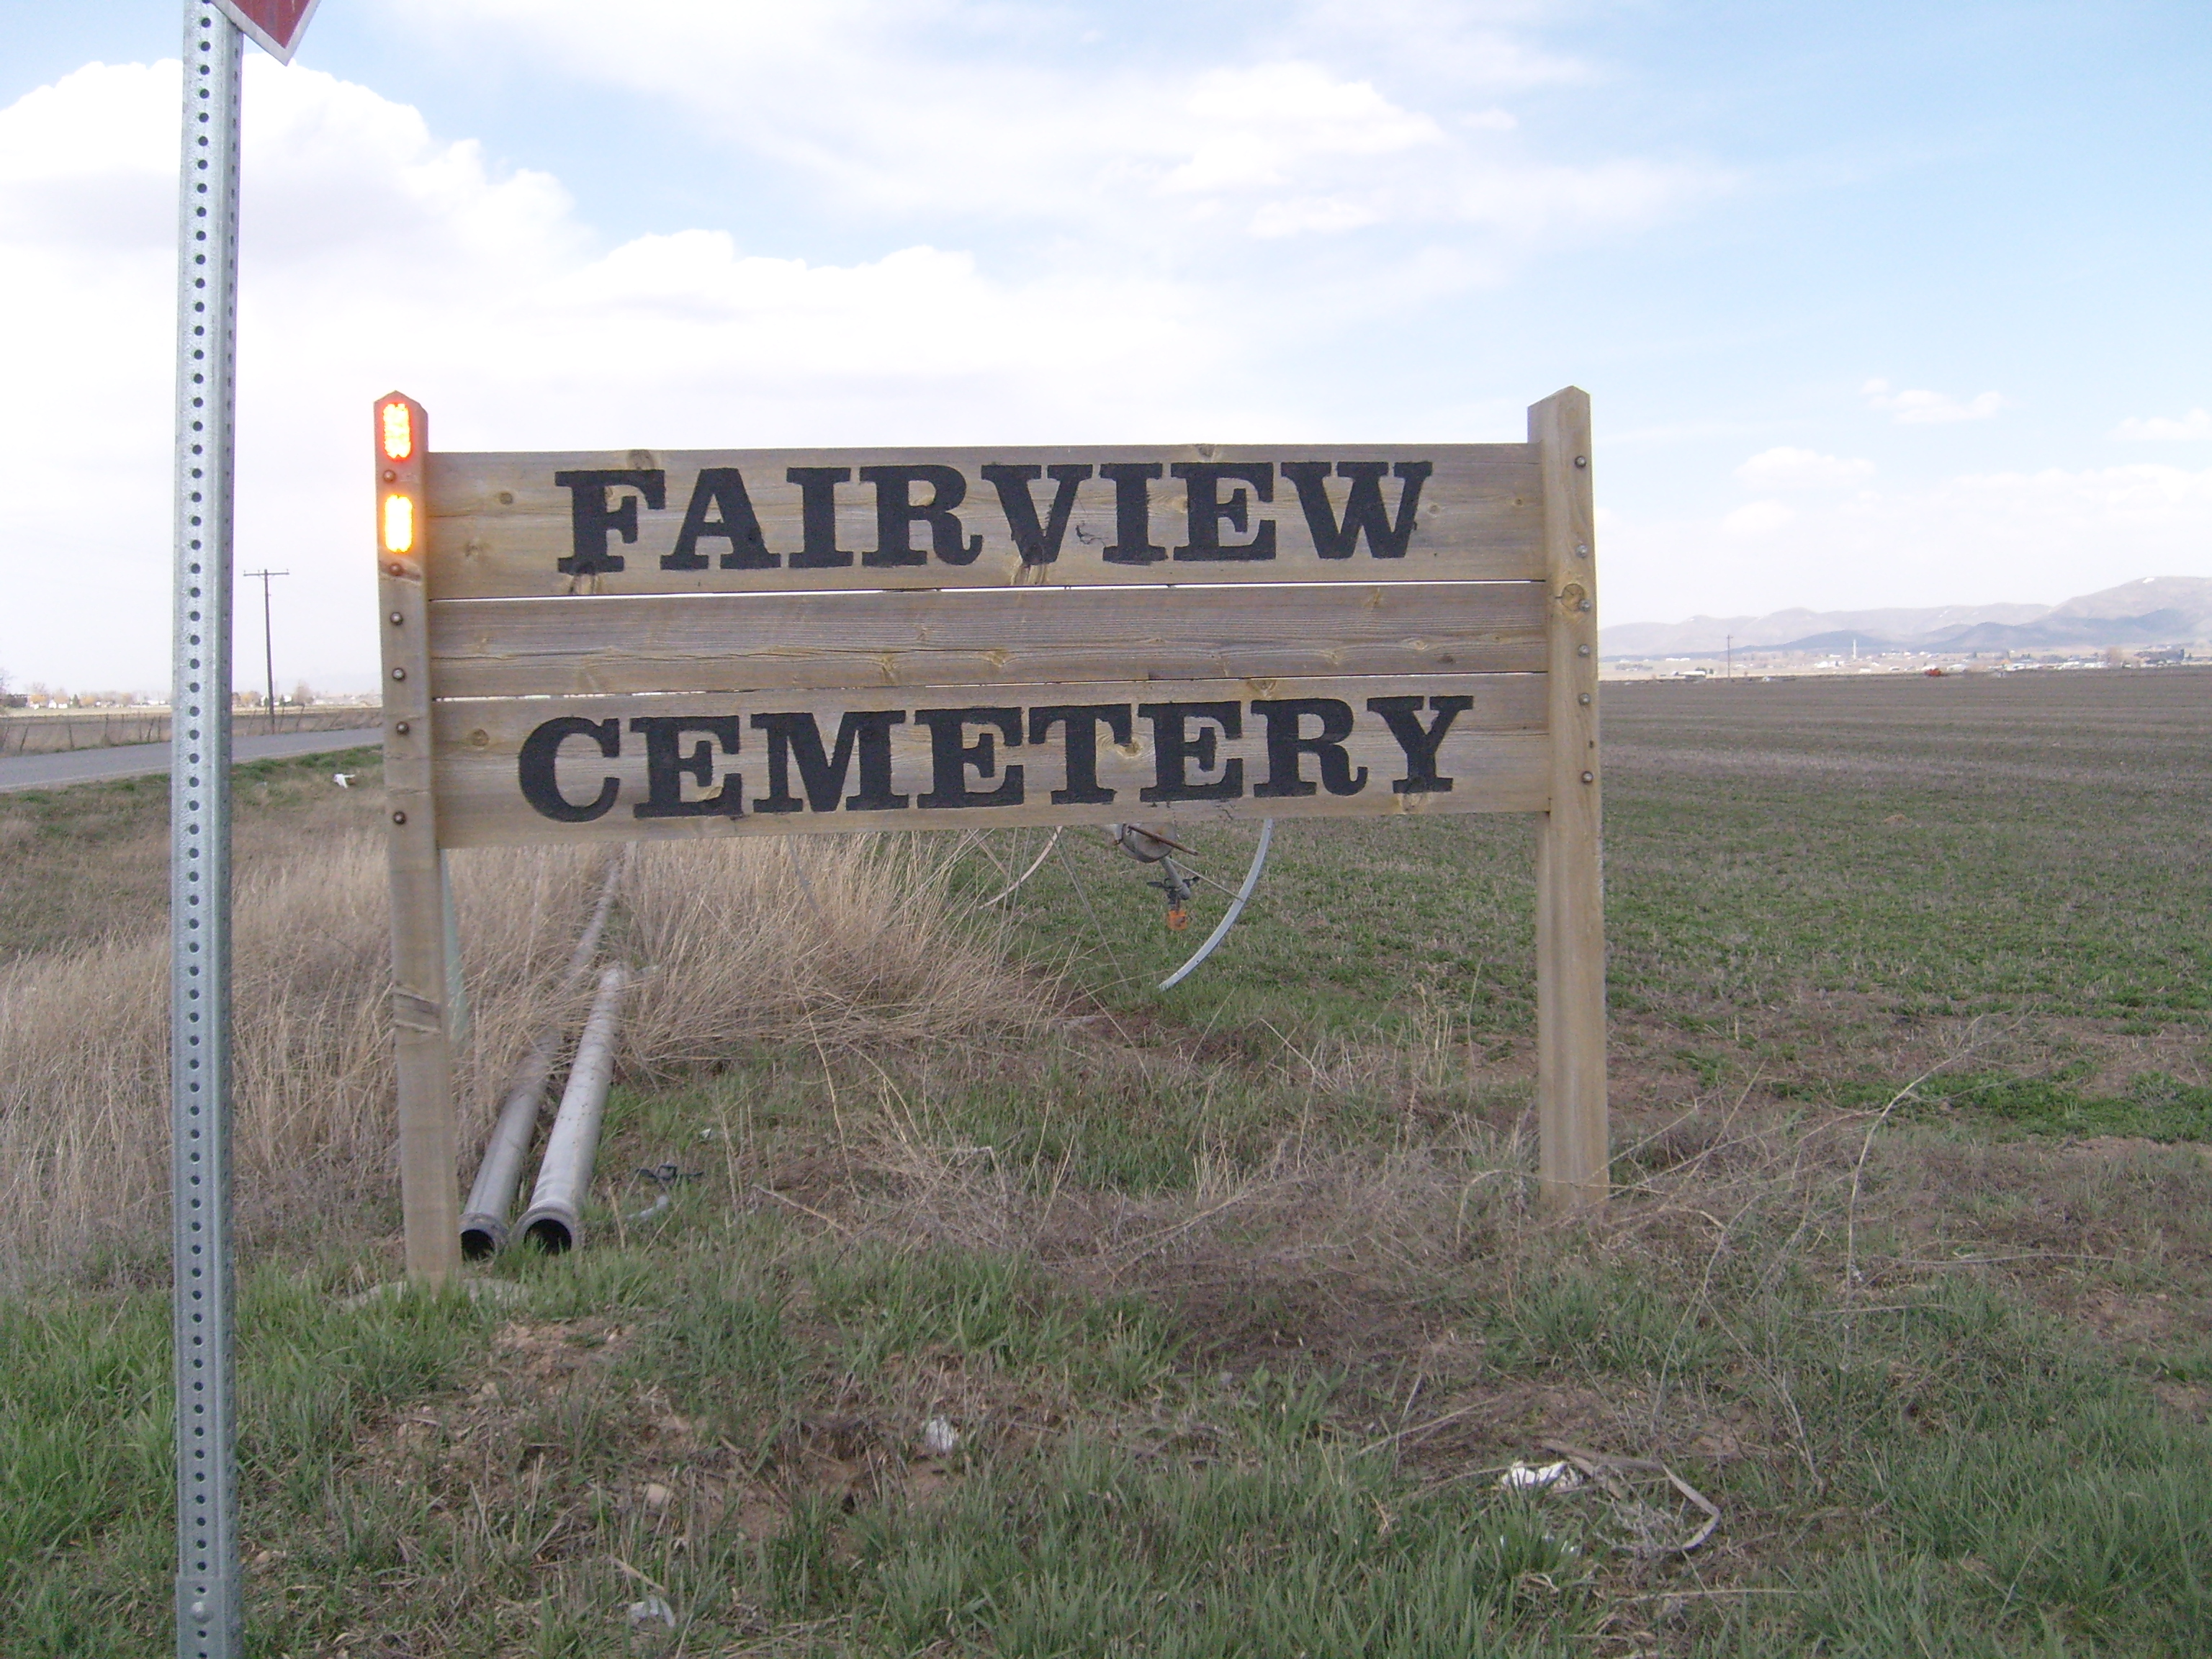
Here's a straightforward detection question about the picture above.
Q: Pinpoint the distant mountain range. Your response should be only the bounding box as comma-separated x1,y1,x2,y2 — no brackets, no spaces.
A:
1601,576,2212,659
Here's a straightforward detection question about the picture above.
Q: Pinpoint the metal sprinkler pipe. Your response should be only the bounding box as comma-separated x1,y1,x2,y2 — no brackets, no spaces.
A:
459,851,630,1258
515,964,633,1254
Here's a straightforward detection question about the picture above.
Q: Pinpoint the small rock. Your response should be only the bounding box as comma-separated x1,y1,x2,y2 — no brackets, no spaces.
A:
642,1482,673,1509
624,1596,676,1629
920,1416,960,1456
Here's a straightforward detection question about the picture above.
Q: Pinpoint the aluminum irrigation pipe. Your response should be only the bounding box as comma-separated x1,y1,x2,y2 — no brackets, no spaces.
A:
459,850,631,1258
515,964,633,1254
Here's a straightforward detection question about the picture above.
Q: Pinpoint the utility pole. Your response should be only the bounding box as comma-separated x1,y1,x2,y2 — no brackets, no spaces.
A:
242,569,287,732
1725,633,1732,680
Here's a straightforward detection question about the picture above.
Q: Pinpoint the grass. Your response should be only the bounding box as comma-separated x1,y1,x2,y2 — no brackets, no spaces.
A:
0,744,385,960
1,669,2210,1653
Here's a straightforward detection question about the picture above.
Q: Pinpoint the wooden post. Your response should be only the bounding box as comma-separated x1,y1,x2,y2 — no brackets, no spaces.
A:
374,392,462,1284
1529,387,1608,1208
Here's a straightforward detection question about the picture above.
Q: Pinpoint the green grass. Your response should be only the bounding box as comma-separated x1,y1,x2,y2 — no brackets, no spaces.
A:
0,743,385,962
17,1208,2212,1653
0,1265,490,1653
6,673,2212,1653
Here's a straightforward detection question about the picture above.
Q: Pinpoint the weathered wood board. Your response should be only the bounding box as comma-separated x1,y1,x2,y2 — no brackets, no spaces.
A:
431,673,1549,848
426,580,1546,699
426,444,1542,598
377,386,1607,1282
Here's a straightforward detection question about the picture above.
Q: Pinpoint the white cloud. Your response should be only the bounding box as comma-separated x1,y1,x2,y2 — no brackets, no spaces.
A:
1733,446,1875,489
0,59,1229,692
1282,1,1597,90
1862,378,2008,424
1722,500,1795,536
1166,64,1445,193
1609,461,2212,624
385,0,1722,254
2112,409,2212,441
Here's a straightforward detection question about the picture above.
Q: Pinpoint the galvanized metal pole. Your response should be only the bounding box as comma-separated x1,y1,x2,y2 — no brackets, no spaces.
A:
171,5,244,1656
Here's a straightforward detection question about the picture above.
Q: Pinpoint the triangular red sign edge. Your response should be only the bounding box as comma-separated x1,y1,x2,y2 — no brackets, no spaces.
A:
212,0,325,64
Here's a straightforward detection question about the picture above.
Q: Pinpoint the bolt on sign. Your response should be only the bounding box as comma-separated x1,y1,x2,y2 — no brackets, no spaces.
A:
376,390,1607,1281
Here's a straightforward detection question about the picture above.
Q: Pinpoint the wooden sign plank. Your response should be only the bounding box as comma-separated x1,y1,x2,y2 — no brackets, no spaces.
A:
430,672,1547,848
1529,387,1608,1209
374,391,462,1282
426,580,1546,701
426,444,1542,598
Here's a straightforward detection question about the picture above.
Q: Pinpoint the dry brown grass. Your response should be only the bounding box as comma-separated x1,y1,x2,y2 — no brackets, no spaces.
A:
0,831,1040,1283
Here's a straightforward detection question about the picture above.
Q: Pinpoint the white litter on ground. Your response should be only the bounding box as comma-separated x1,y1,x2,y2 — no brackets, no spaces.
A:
1497,1460,1584,1493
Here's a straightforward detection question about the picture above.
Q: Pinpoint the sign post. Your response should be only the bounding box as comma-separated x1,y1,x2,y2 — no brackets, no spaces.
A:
378,394,1611,1276
170,5,317,1656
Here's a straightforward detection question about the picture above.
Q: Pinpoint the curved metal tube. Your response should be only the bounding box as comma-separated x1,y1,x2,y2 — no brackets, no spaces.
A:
460,851,628,1257
1158,819,1273,991
515,963,632,1254
979,826,1062,907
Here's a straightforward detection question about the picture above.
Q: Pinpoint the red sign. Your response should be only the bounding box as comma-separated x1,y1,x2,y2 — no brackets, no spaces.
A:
215,0,323,63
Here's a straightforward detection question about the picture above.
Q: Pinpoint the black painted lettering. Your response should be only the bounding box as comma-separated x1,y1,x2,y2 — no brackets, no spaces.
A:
1137,701,1244,802
518,717,621,822
1097,462,1166,565
1281,461,1431,559
749,710,909,813
553,469,665,575
1366,694,1473,793
786,467,856,567
1251,698,1367,798
1029,703,1132,805
667,467,775,570
858,464,983,567
1171,462,1276,562
981,463,1094,565
914,707,1023,809
629,716,745,819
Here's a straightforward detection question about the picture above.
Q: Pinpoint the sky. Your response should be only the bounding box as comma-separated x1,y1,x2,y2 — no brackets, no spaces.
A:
1,0,2208,694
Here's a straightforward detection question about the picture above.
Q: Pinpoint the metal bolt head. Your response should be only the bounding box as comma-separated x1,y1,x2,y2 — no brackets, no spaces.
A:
1578,598,1593,611
390,666,406,681
391,810,407,824
394,721,410,736
1577,644,1591,657
388,611,404,626
1578,693,1592,706
1581,770,1595,784
1575,543,1590,556
381,468,396,483
1573,455,1588,469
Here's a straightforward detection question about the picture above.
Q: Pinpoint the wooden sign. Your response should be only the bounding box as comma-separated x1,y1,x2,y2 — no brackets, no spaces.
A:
376,390,1607,1281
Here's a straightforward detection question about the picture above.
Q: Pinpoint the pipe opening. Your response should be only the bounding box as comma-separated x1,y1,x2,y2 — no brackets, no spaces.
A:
459,1223,503,1261
523,1215,575,1254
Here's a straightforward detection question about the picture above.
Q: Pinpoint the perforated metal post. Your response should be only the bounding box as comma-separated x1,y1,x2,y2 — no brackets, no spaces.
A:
171,5,244,1655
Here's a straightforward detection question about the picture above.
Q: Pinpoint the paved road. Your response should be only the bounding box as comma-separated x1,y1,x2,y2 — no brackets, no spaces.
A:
0,727,382,794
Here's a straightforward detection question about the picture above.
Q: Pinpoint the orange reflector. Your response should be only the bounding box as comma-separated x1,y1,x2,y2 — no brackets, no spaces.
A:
379,401,413,461
382,494,415,554
1166,905,1190,932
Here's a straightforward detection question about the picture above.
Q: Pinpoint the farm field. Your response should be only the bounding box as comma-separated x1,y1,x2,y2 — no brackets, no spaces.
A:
2,670,2210,1655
